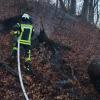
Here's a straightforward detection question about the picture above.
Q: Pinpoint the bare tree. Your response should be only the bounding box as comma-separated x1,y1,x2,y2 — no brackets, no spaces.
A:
81,0,100,24
56,0,59,9
94,0,99,24
81,0,90,21
69,0,76,16
59,0,68,12
55,0,59,14
88,0,94,24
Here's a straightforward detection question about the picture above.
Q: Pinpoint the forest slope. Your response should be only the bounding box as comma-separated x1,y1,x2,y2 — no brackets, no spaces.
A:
0,1,100,100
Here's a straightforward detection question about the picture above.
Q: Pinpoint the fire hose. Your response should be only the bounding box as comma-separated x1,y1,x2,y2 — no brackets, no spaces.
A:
17,37,30,100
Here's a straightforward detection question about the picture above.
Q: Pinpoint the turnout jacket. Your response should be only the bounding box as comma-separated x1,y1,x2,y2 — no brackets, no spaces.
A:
13,21,34,45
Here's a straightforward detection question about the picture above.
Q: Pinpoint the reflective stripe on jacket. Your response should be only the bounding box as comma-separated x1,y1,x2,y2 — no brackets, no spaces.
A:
20,24,33,45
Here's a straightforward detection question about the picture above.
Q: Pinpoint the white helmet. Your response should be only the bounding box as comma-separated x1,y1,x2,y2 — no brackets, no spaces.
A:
22,13,30,20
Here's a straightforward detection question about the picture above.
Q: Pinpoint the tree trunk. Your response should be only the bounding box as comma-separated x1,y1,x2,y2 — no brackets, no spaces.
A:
59,0,67,12
68,0,70,10
96,1,99,24
94,0,99,24
81,0,89,21
69,0,76,16
55,0,59,13
88,0,94,24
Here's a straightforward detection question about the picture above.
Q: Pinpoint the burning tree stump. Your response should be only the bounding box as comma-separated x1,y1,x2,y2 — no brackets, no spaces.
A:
37,16,71,52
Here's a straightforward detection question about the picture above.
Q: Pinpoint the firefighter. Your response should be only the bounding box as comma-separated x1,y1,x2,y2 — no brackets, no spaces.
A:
11,13,34,73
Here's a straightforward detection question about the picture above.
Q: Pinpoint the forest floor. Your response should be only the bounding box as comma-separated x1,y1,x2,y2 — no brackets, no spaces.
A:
0,20,100,100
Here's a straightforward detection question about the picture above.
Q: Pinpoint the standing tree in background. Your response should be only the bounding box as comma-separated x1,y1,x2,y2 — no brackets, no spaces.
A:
58,0,76,16
81,0,99,24
68,0,70,9
37,0,100,26
59,0,68,12
94,0,99,24
87,0,99,24
69,0,76,16
55,0,59,13
88,0,94,24
81,0,89,21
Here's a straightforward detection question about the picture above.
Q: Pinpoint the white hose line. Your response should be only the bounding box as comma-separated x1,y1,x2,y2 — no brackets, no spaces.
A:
17,37,30,100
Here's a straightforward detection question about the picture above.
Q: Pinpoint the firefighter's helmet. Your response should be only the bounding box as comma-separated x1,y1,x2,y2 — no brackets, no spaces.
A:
22,13,31,21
